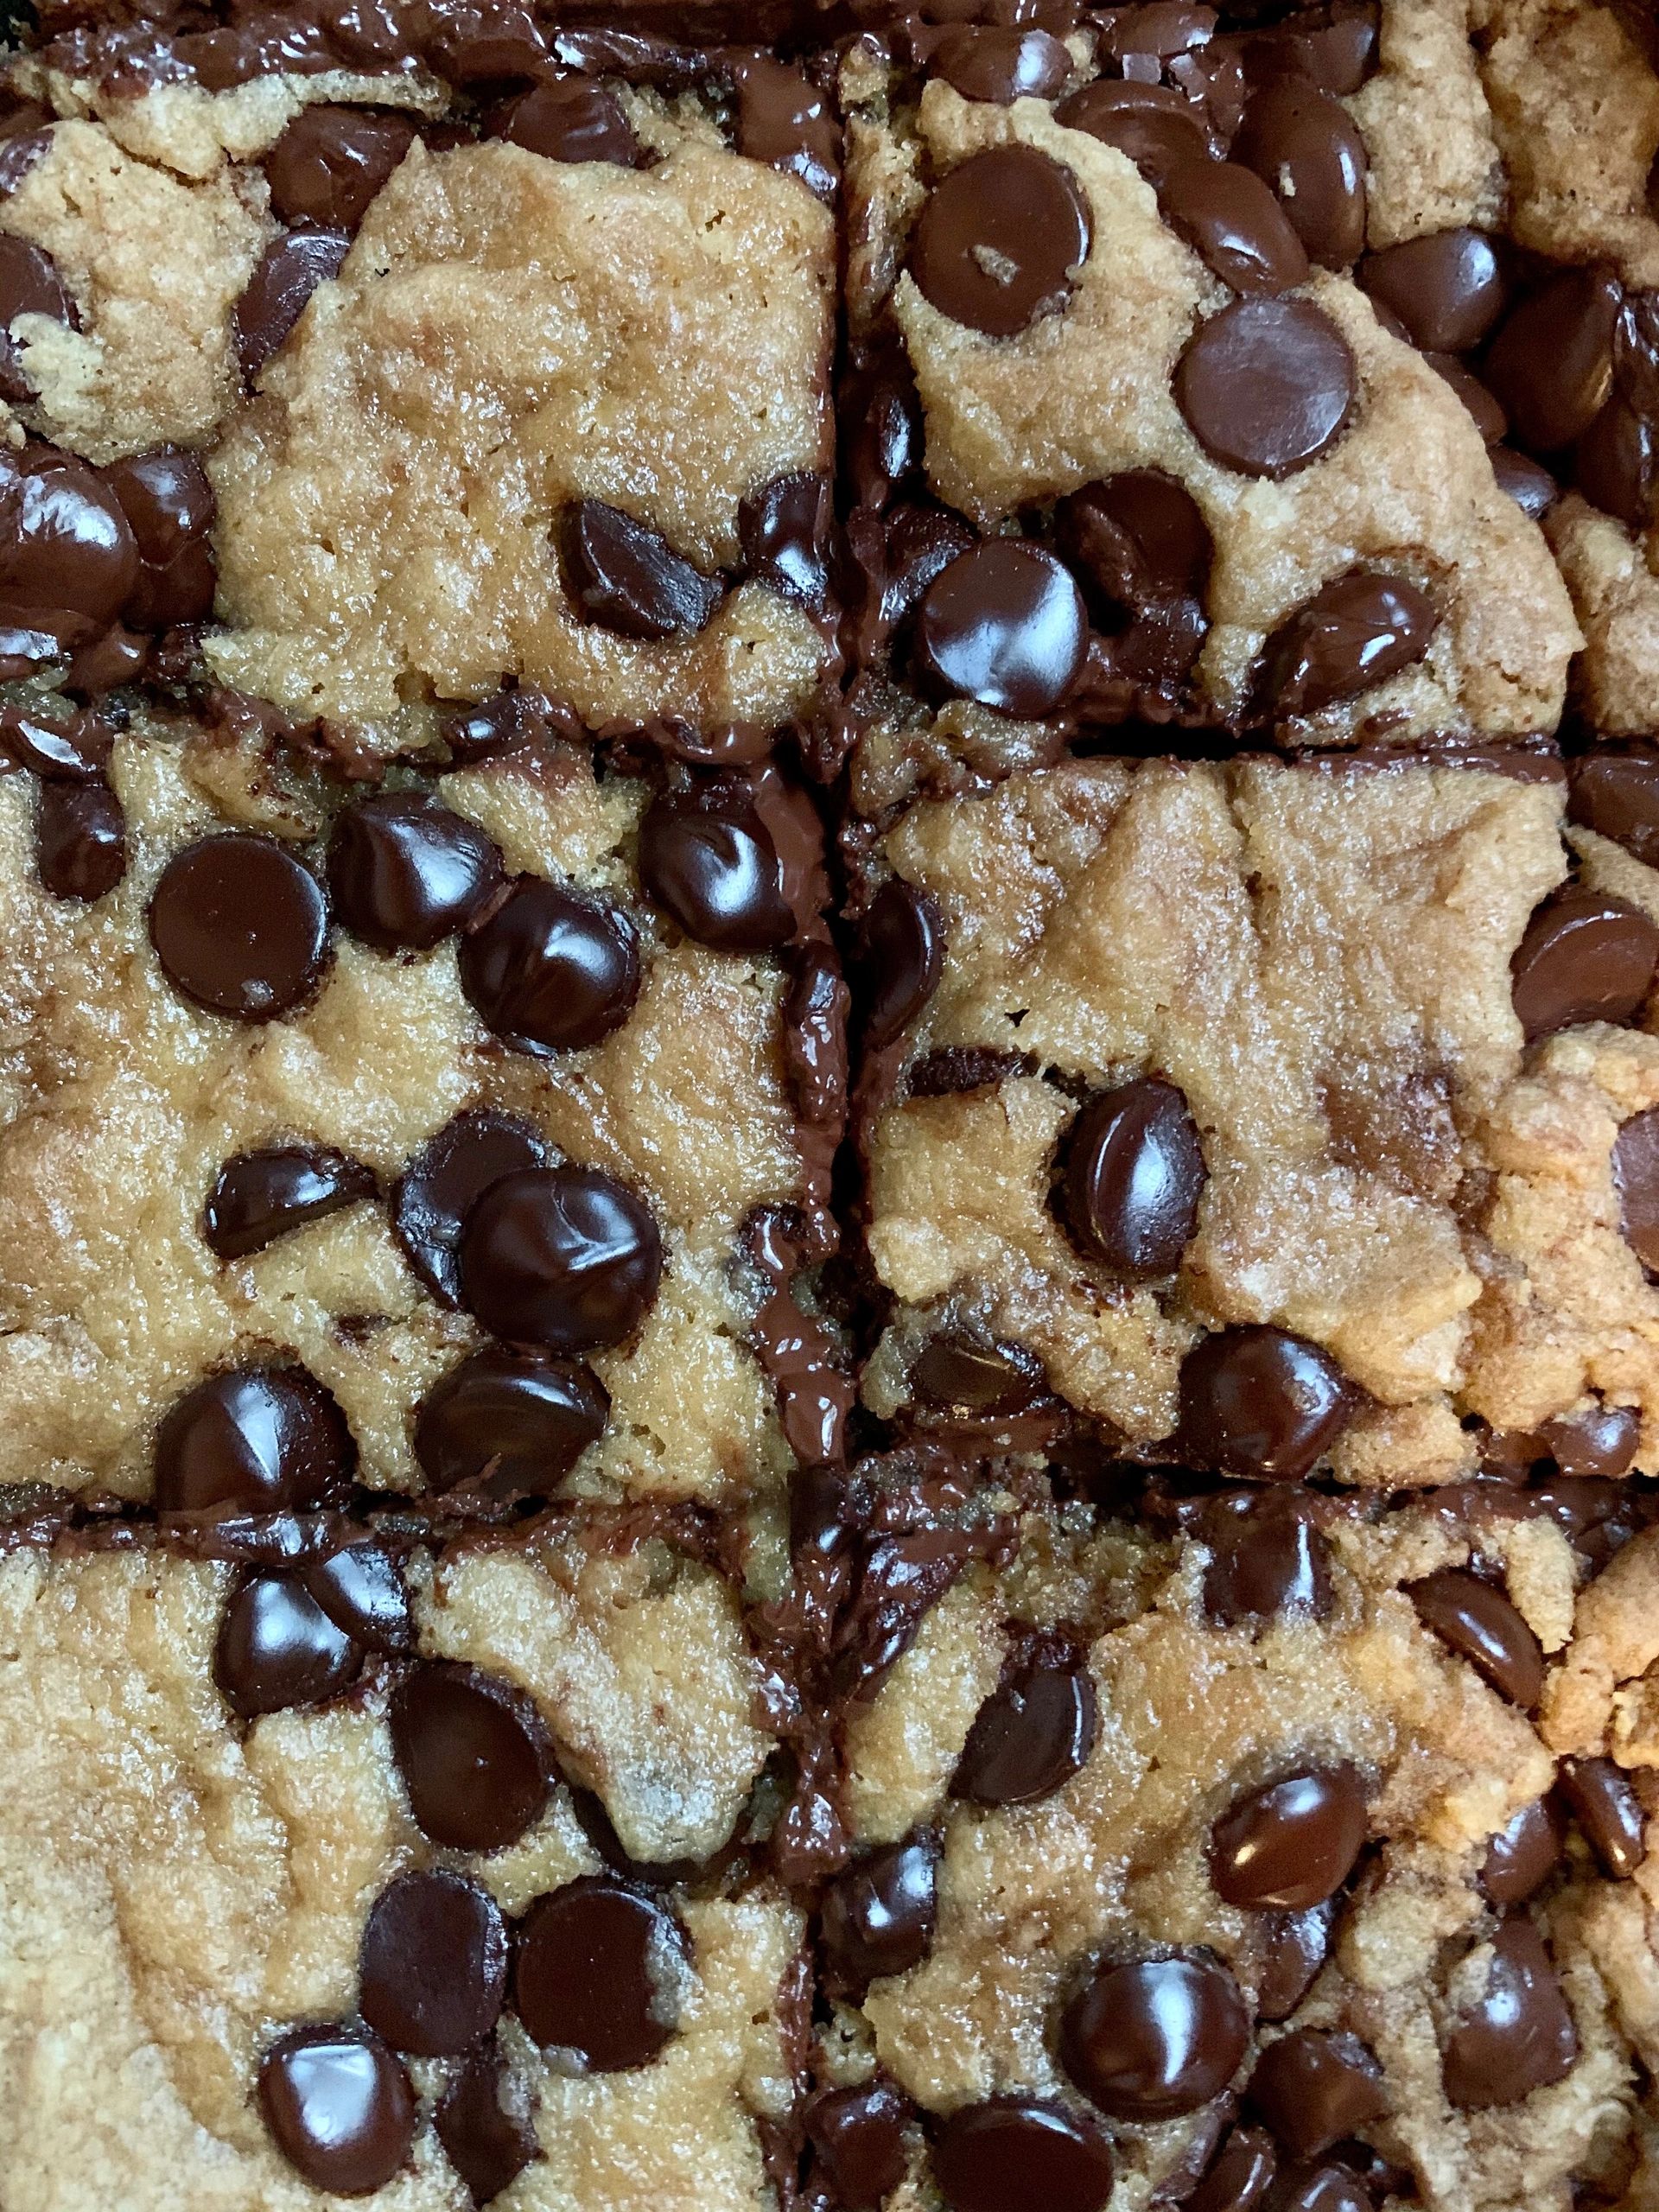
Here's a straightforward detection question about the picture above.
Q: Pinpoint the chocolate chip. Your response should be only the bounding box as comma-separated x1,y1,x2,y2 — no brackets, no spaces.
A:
933,25,1071,102
413,1343,609,1499
1616,1106,1659,1273
459,1164,662,1353
739,470,830,611
1056,79,1214,187
259,2024,415,2196
491,76,641,165
1159,158,1310,296
458,875,639,1052
1490,446,1557,518
638,789,793,950
1257,570,1437,718
1537,1402,1640,1479
732,54,840,201
914,540,1088,716
213,1568,361,1717
1189,2126,1277,2212
807,2082,912,2211
307,1543,411,1652
1232,81,1366,269
858,879,944,1050
910,145,1091,339
435,2049,538,2207
35,777,124,900
235,226,350,378
1,705,109,779
1356,226,1504,353
1571,747,1659,868
204,1144,374,1260
1254,1900,1337,2022
1577,394,1656,531
1180,1325,1355,1480
1211,1766,1368,1910
359,1870,509,2057
265,105,417,230
1176,296,1356,477
391,1662,552,1852
1268,2165,1373,2212
951,1649,1097,1804
1408,1568,1544,1708
1427,352,1507,442
1442,1916,1578,2109
561,500,720,640
931,2100,1115,2212
0,453,138,623
327,793,501,954
0,233,76,404
1510,887,1659,1041
155,1364,353,1520
1062,1953,1250,2120
1061,1077,1206,1277
1557,1755,1646,1878
513,1876,686,2068
1055,468,1212,607
149,834,330,1020
1484,267,1621,454
1247,2030,1385,2158
1203,1495,1332,1626
1480,1796,1565,1906
391,1107,548,1306
821,1834,938,1993
101,448,217,628
912,1333,1043,1416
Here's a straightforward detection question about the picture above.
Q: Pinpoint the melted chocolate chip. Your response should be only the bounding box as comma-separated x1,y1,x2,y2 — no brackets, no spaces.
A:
513,1876,686,2068
1,704,110,779
491,76,641,164
149,834,331,1020
1159,158,1310,296
1246,2030,1386,2159
1233,81,1366,270
638,789,793,950
435,2049,539,2207
739,470,830,610
561,500,720,639
1256,570,1438,717
306,1544,411,1653
235,226,351,378
35,777,124,900
732,54,840,201
910,145,1092,340
1357,226,1504,353
214,1567,361,1717
1510,887,1659,1041
1254,1900,1337,2022
359,1869,509,2057
390,1662,552,1853
1480,1796,1565,1906
0,233,76,404
858,878,945,1051
459,1164,663,1354
1557,1755,1646,1879
1203,1494,1332,1626
259,2024,415,2196
914,540,1088,716
1540,1401,1641,1478
1484,267,1620,454
1441,1916,1578,2109
1057,79,1214,188
203,1144,374,1259
1211,1766,1368,1910
1490,446,1558,519
391,1107,548,1307
1189,2126,1277,2212
413,1343,609,1499
1571,747,1659,869
155,1364,353,1520
1180,1325,1355,1480
930,2100,1115,2212
1055,468,1212,607
807,2082,912,2211
1408,1568,1545,1707
1062,1953,1250,2120
933,24,1071,102
102,448,217,628
265,105,417,230
0,454,138,623
912,1333,1044,1416
1061,1077,1206,1277
458,875,639,1052
1176,296,1356,478
821,1834,938,1993
1616,1105,1659,1273
327,793,501,953
951,1649,1097,1805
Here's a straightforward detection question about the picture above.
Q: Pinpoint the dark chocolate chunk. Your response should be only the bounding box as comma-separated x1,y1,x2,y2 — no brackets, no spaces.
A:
1357,226,1505,352
434,2048,539,2206
1408,1567,1544,1707
490,76,641,165
1484,267,1620,454
1233,81,1367,269
259,2024,415,2196
203,1144,374,1260
933,25,1071,103
1246,2030,1386,2158
1057,79,1213,188
214,1567,361,1717
327,793,501,954
1480,1796,1566,1906
513,1876,687,2068
1557,1755,1646,1878
1158,158,1310,296
1510,887,1659,1040
1189,2125,1277,2212
1254,1900,1337,2022
1211,1766,1368,1910
930,2099,1115,2212
264,105,418,230
561,500,720,639
912,1334,1043,1417
0,232,76,404
459,1164,662,1354
1257,569,1437,717
1490,446,1558,518
359,1869,509,2057
102,448,217,628
155,1363,353,1520
1441,1916,1578,2109
413,1343,609,1499
305,1544,411,1653
149,833,330,1020
910,145,1091,339
1060,1077,1206,1278
1571,747,1659,869
1268,2164,1373,2212
1179,1325,1355,1480
391,1107,548,1307
821,1834,938,1993
235,227,351,378
858,879,945,1051
35,776,124,899
458,876,639,1052
1616,1105,1659,1272
1054,467,1211,628
739,469,830,610
1203,1495,1332,1626
951,1649,1097,1805
733,54,839,199
1175,296,1356,477
638,789,793,950
0,452,138,623
806,2081,912,2211
914,540,1088,716
1576,395,1656,530
1062,1953,1250,2119
390,1662,553,1853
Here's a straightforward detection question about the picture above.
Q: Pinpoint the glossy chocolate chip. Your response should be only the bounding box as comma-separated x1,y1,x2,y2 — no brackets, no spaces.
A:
1211,1766,1368,1910
204,1144,374,1260
306,1545,411,1653
951,1650,1097,1805
912,1333,1043,1416
459,1164,663,1354
35,777,124,900
327,794,501,954
0,454,138,623
492,76,641,165
1056,79,1214,188
265,105,417,230
149,834,330,1020
102,448,217,628
1189,2126,1277,2212
1257,570,1437,718
1441,1916,1578,2109
514,1876,686,2068
435,2049,539,2207
1616,1106,1659,1272
1159,158,1310,296
259,2024,415,2196
731,54,840,201
390,1662,552,1853
910,145,1091,339
1061,1077,1206,1277
1510,887,1659,1041
1426,352,1507,443
1055,469,1212,606
235,227,350,378
0,233,76,404
1233,81,1366,270
914,540,1088,716
561,500,720,640
459,875,639,1052
1203,1496,1332,1626
1480,1796,1566,1906
933,24,1071,102
1356,226,1504,353
807,2082,912,2211
413,1343,608,1498
1484,267,1620,454
391,1107,548,1307
1577,394,1657,530
214,1568,361,1717
1538,1402,1640,1478
740,470,830,610
1175,296,1356,478
931,2099,1115,2212
1255,1900,1338,2022
1246,2030,1386,2158
638,790,793,950
1408,1568,1544,1708
1063,1953,1249,2119
359,1870,509,2057
155,1364,353,1520
821,1834,939,1992
1490,447,1558,519
1571,747,1659,868
859,878,945,1052
1180,1325,1355,1480
1270,2164,1373,2212
1557,1755,1646,1878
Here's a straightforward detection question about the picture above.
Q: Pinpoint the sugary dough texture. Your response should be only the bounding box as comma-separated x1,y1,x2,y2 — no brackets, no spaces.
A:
1351,0,1507,245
